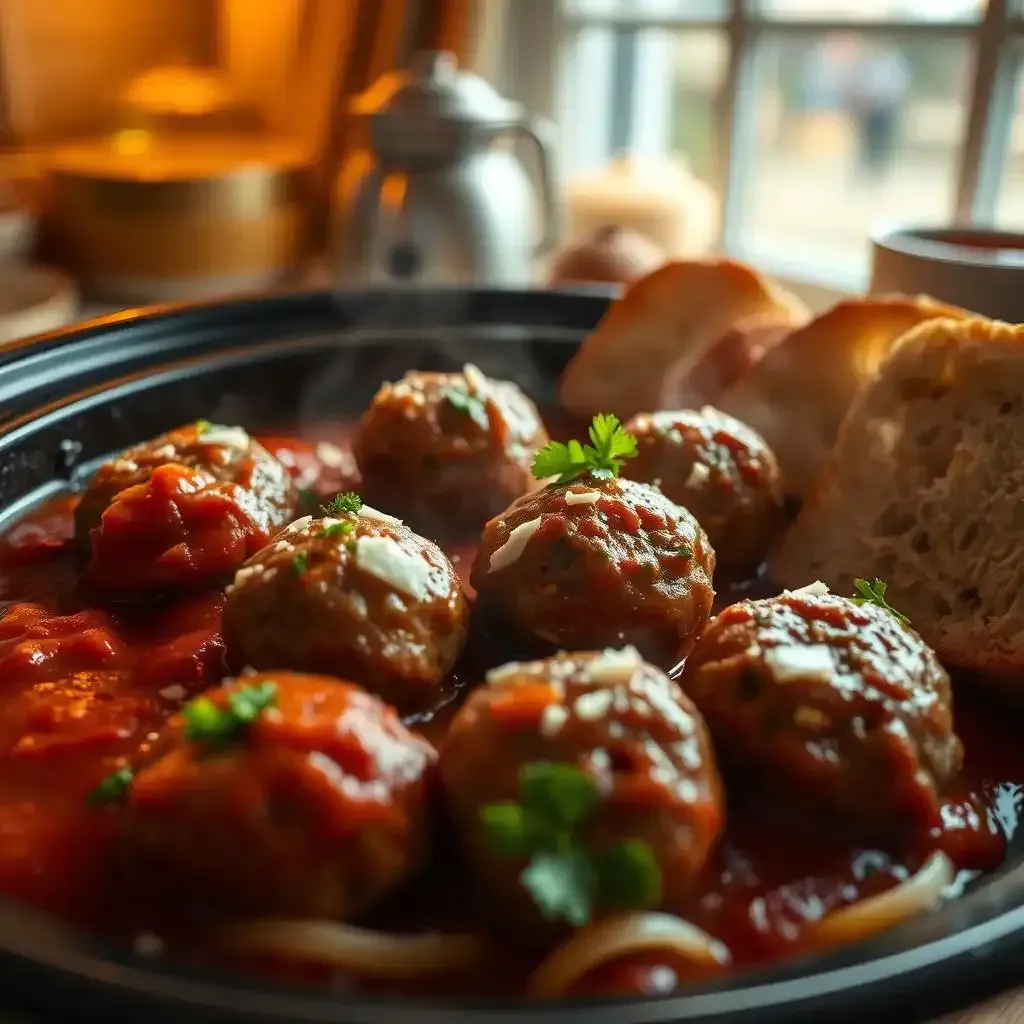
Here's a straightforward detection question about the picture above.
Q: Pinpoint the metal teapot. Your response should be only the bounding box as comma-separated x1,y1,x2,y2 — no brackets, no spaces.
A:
330,50,559,288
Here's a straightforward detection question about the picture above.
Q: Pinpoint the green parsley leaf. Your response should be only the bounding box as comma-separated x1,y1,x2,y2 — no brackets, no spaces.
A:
849,577,910,627
521,848,596,927
194,419,211,434
440,386,490,431
674,543,693,559
520,762,599,829
322,492,363,517
595,839,662,910
87,766,133,806
480,761,662,927
481,802,531,857
182,681,278,750
317,519,355,540
292,550,309,576
531,414,638,484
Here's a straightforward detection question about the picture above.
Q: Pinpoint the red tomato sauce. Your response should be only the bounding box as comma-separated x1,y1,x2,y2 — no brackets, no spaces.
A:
0,426,1020,998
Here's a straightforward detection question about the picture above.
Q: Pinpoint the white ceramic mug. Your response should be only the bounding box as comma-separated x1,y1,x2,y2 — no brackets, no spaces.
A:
869,225,1024,322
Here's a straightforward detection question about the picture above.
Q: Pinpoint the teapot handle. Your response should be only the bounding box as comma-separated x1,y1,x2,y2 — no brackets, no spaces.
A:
514,116,561,257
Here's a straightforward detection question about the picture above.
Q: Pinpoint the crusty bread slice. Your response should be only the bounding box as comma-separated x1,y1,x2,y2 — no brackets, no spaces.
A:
771,316,1024,680
559,259,809,422
717,295,967,497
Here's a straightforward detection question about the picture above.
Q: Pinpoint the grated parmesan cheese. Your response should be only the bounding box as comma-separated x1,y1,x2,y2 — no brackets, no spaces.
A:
198,425,250,449
764,644,835,684
359,504,404,527
486,660,531,685
574,688,614,721
583,646,644,685
686,462,711,488
282,515,313,536
462,363,488,394
158,684,186,701
785,580,830,598
488,517,542,573
539,704,569,737
315,441,346,468
565,488,602,506
354,535,432,599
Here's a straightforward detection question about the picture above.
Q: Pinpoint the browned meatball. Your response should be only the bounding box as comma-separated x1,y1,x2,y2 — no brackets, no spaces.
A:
353,365,549,533
222,504,469,715
470,476,715,667
682,586,962,833
117,672,436,919
622,407,784,580
75,422,298,599
439,648,724,934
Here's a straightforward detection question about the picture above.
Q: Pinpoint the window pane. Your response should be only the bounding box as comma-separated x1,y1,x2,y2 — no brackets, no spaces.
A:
738,33,970,277
565,0,726,19
557,27,726,182
757,0,982,21
997,54,1024,227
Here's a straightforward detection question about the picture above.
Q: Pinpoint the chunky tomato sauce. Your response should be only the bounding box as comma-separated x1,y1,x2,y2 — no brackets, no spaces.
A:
0,427,1020,998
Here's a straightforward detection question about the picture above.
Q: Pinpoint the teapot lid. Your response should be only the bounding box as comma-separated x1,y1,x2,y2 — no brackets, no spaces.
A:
351,50,522,128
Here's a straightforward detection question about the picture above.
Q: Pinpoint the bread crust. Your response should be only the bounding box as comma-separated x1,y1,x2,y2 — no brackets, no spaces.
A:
771,316,1024,681
558,259,809,422
717,294,966,497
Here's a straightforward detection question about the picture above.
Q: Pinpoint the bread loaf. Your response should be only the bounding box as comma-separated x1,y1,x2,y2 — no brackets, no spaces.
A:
771,316,1024,681
717,295,966,498
559,259,809,422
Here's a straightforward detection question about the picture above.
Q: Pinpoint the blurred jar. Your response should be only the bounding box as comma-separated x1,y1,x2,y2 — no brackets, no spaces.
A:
564,153,719,257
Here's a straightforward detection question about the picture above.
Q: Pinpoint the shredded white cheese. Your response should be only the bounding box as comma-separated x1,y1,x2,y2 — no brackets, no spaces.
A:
462,362,488,394
198,425,250,449
565,488,602,506
764,645,835,684
574,689,615,721
315,441,346,468
282,515,313,536
488,517,542,573
486,660,530,685
539,704,569,738
158,684,186,702
785,580,831,598
583,646,644,685
226,563,266,594
359,504,404,527
355,535,432,599
686,462,711,488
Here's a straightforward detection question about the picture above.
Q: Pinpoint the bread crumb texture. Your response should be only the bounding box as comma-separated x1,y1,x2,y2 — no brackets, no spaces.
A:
772,316,1024,678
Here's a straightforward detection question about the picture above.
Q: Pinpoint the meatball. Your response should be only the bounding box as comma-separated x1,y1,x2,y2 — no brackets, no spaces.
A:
622,407,783,579
75,422,298,599
118,672,436,919
681,586,962,832
222,504,469,715
353,364,549,533
471,476,715,667
439,648,724,932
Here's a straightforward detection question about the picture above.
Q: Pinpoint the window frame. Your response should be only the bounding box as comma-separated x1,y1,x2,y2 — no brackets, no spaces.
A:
496,0,1021,295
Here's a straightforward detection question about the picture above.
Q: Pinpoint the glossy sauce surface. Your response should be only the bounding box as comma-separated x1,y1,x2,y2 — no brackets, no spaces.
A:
0,426,1021,997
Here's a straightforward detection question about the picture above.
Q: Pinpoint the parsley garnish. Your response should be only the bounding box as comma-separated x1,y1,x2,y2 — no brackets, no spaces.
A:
322,492,363,517
850,577,910,627
292,550,309,575
532,414,638,485
440,386,490,431
87,766,133,806
317,519,355,540
182,681,278,750
194,419,211,434
674,543,693,559
480,762,661,926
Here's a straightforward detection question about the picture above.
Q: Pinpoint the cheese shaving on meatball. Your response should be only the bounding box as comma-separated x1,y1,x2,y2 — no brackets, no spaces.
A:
198,425,250,449
785,580,831,598
564,489,602,506
488,517,543,573
462,363,488,395
359,505,404,527
354,536,434,600
764,644,835,683
582,646,644,685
